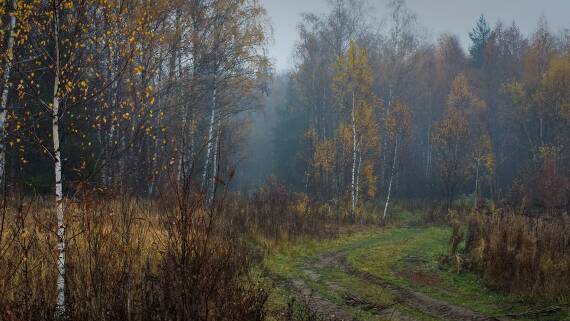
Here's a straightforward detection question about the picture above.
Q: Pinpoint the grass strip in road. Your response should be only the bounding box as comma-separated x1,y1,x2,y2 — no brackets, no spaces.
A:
263,226,442,320
347,227,570,321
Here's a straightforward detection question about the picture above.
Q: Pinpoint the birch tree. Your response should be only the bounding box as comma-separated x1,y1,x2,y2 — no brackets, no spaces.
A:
10,0,165,314
433,74,485,209
334,41,379,220
48,4,65,315
382,100,413,220
198,0,270,198
0,0,15,187
433,104,469,210
0,0,28,187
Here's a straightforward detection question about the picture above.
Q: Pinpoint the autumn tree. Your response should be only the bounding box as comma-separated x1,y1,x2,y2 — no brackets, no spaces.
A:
183,0,270,201
333,41,379,220
504,20,563,166
538,55,570,140
452,76,493,202
413,34,465,185
434,74,486,209
10,0,167,313
472,132,494,201
264,3,569,214
521,54,570,209
0,0,17,187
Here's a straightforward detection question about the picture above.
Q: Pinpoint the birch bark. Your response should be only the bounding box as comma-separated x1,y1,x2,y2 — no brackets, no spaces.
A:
202,82,217,189
0,0,18,187
351,90,357,220
209,126,220,202
383,137,399,220
52,5,66,315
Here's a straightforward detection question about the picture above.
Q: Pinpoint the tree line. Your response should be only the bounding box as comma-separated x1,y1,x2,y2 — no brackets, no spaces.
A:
261,0,570,219
0,0,270,195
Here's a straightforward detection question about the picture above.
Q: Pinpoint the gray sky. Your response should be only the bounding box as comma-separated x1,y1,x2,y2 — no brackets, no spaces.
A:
261,0,570,71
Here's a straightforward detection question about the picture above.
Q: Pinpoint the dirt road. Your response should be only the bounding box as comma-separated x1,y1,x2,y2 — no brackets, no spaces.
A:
277,239,507,321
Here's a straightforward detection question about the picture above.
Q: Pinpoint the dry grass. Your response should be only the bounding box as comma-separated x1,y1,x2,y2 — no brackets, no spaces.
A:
0,194,267,321
227,178,340,246
466,209,570,300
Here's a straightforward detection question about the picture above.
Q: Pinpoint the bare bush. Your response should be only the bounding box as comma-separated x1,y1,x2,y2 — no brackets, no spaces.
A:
229,177,339,244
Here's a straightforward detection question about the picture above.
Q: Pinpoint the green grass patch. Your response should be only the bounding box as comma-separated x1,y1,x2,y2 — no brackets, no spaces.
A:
262,223,570,321
348,226,570,321
263,226,442,320
263,227,384,277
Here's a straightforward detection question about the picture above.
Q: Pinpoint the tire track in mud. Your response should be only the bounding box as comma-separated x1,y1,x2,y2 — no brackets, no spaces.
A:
270,233,511,321
270,250,428,320
302,252,420,321
304,248,506,321
266,265,356,321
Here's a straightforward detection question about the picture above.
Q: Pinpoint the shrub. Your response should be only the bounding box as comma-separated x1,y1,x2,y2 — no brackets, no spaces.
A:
234,177,338,243
466,210,570,300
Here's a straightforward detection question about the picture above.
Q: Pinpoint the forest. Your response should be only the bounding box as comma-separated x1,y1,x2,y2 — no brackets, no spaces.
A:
0,0,569,320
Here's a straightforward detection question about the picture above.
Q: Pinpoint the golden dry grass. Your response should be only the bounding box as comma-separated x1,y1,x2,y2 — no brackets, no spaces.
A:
0,196,267,321
467,210,570,300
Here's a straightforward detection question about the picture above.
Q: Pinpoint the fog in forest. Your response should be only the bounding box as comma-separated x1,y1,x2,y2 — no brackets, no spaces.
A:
0,0,569,320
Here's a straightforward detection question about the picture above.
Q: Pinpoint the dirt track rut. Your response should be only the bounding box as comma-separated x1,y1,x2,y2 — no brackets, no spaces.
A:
281,246,507,321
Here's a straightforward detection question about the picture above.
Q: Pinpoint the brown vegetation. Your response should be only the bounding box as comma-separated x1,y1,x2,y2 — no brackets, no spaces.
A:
0,191,268,321
466,210,570,300
229,177,340,244
0,174,346,321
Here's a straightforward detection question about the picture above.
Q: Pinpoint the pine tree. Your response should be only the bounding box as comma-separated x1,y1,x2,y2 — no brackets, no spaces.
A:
469,14,491,67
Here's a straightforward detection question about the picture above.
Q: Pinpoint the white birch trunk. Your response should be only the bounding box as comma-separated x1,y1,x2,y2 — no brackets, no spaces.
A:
53,75,65,319
104,122,115,187
176,140,185,183
350,90,357,220
383,137,399,220
0,0,17,187
209,127,220,202
202,84,217,189
356,150,362,224
355,151,361,206
176,107,194,185
52,8,66,315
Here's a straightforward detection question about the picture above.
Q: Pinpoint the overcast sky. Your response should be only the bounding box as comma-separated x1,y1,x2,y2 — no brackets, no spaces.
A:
261,0,570,72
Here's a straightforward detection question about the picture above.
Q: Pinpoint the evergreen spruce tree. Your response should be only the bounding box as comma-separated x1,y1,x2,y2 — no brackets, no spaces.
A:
469,15,491,67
